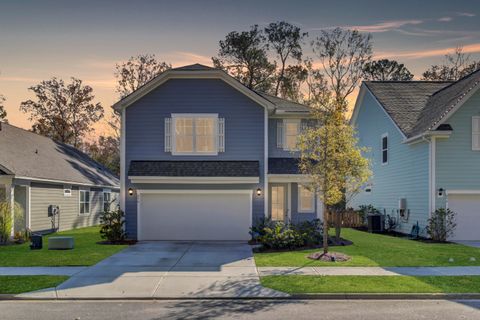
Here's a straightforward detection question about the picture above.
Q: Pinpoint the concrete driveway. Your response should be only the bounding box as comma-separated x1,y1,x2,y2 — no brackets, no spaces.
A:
51,241,286,299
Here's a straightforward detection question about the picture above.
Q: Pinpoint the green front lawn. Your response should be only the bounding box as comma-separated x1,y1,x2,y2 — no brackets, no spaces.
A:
0,226,127,267
0,276,69,294
261,275,480,294
254,228,480,267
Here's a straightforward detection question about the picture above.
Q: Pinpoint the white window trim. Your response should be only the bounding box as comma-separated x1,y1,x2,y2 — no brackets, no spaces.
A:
298,184,315,213
283,119,301,151
381,133,388,165
79,189,91,215
103,189,112,212
171,113,219,156
472,116,480,151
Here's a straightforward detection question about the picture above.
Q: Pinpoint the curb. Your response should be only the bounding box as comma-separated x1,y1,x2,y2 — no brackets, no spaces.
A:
2,293,480,301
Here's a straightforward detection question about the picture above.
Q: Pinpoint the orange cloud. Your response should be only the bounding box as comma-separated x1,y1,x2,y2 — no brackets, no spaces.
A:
375,43,480,60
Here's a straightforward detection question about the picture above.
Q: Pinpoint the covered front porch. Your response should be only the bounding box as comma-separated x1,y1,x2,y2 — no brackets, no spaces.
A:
0,175,30,238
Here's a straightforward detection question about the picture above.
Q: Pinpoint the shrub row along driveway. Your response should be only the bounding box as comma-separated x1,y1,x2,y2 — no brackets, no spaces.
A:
32,241,287,299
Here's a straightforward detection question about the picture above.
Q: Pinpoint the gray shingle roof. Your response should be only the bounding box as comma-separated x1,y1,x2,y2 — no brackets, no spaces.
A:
0,123,119,187
364,69,480,138
410,68,480,137
256,92,311,113
129,161,260,177
268,158,302,174
364,81,451,137
172,64,215,71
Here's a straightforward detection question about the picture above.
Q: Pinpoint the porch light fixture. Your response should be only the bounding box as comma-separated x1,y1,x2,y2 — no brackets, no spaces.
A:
128,188,134,196
256,188,262,196
438,188,444,197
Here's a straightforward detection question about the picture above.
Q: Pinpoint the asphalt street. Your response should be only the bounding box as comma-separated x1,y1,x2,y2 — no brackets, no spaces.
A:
0,299,479,320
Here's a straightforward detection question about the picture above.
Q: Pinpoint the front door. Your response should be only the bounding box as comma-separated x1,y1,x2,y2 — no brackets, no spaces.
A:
270,184,287,221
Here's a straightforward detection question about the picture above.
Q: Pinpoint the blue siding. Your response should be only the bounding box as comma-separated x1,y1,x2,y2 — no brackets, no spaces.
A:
436,90,480,208
350,90,430,233
124,79,265,238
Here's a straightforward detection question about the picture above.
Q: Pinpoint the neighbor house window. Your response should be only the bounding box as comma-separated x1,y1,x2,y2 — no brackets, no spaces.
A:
283,119,300,151
172,114,218,155
103,190,111,212
381,133,388,164
473,116,480,151
79,190,90,215
298,185,314,212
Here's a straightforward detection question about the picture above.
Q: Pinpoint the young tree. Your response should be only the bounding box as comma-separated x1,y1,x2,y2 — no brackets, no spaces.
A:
114,54,171,98
265,21,308,96
311,28,372,110
20,77,104,148
298,96,371,254
0,95,6,122
212,25,276,92
363,59,414,81
83,135,120,175
422,46,480,81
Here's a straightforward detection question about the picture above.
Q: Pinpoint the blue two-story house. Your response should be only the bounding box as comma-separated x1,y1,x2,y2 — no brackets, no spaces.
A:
350,69,480,242
113,64,321,241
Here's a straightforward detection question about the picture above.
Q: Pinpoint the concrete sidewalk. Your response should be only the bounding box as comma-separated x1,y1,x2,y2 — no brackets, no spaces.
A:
258,266,480,276
0,267,87,276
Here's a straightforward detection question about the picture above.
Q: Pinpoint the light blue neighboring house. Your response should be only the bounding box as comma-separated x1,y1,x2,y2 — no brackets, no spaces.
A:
113,64,321,241
350,69,480,241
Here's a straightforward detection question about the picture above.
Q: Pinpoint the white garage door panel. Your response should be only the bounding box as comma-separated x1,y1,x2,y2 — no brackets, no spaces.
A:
139,192,251,241
448,194,480,241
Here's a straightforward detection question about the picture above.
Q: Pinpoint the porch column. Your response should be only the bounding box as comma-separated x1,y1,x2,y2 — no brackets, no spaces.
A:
5,183,15,237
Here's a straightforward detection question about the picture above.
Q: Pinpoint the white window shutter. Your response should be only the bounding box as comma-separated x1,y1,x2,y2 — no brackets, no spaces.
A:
165,118,172,152
218,118,225,152
301,121,308,133
473,116,480,151
277,120,284,148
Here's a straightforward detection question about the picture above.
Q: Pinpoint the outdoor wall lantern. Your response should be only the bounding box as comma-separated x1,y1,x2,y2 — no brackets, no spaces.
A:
128,188,134,196
438,188,444,197
256,188,262,196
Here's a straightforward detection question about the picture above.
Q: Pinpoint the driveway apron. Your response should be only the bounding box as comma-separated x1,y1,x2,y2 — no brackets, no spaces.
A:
51,241,287,299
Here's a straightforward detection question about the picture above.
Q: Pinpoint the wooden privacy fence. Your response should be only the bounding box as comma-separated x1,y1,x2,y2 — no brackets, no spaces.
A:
327,210,364,228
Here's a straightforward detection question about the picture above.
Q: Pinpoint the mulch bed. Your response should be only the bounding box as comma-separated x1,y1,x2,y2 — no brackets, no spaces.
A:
307,251,351,262
252,237,353,253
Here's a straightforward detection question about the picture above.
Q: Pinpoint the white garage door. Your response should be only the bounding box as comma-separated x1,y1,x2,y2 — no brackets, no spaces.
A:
138,190,252,241
448,194,480,241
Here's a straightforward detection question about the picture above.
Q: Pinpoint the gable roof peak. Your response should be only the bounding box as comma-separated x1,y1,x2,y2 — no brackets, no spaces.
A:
172,63,216,71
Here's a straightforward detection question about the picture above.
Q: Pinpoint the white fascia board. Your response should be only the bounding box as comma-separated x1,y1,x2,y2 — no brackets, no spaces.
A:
431,84,480,131
112,70,276,112
268,174,312,183
403,130,453,145
13,176,119,189
446,189,480,195
129,176,260,184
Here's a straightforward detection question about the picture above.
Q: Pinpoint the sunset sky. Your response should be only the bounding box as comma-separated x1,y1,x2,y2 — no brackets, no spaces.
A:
1,0,479,138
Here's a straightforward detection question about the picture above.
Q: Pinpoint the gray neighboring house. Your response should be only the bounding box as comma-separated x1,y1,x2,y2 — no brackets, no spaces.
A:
0,122,119,235
114,63,321,241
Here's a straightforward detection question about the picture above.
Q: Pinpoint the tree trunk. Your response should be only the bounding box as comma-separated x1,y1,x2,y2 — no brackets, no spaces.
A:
335,209,341,243
323,203,329,254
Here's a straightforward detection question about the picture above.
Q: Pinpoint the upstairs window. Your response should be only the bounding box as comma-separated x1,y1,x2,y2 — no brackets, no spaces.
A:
278,119,301,151
473,116,480,151
168,114,224,155
381,133,388,165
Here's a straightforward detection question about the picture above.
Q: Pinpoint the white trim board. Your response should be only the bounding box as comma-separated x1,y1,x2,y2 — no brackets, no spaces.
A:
268,174,312,183
13,176,118,189
137,189,254,195
128,176,259,184
446,190,480,195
